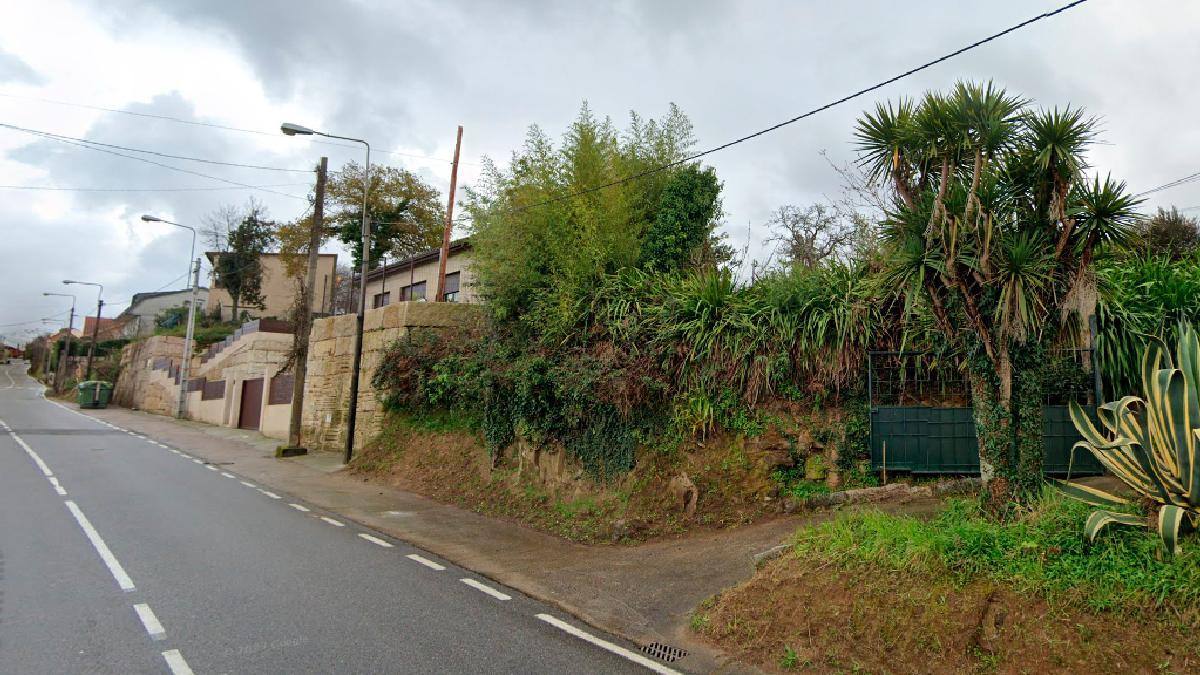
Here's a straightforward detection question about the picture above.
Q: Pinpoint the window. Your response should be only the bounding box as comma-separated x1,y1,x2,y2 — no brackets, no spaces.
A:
443,272,460,302
401,281,427,301
269,373,294,405
372,291,391,308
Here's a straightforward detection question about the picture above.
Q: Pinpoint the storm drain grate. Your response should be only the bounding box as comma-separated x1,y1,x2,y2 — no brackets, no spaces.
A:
641,642,687,663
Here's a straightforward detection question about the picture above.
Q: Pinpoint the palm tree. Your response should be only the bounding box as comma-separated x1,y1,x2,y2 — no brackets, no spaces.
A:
855,81,1142,509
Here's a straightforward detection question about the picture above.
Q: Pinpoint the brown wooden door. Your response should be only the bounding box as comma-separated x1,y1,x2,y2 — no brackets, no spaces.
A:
238,378,264,430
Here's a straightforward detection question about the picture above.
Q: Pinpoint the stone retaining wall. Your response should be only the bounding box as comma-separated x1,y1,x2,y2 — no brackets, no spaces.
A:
300,302,480,453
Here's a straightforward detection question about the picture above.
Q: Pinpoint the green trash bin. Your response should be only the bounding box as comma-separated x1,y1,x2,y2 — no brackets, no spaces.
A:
77,381,113,409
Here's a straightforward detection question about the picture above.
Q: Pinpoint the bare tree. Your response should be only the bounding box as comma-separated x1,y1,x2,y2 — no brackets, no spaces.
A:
766,203,858,269
200,197,268,252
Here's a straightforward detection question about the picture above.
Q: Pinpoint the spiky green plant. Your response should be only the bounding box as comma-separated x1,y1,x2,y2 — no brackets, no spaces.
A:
1054,322,1200,554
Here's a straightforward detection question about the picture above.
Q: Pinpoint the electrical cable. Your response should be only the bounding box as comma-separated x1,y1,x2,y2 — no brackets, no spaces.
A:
0,92,460,164
458,0,1091,221
0,183,311,193
6,126,309,201
0,122,313,173
1135,170,1200,198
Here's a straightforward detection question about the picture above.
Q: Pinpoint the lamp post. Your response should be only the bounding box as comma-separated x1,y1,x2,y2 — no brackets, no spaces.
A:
281,121,371,464
63,280,103,381
142,214,200,419
43,292,76,391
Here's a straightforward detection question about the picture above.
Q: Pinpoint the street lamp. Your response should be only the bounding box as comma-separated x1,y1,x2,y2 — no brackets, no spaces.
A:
43,291,77,391
281,121,371,464
142,214,200,420
63,280,103,381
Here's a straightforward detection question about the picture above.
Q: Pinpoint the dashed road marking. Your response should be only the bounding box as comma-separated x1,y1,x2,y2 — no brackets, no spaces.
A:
358,533,393,548
64,500,135,592
461,578,511,601
535,614,682,675
48,476,67,496
320,516,345,527
406,554,445,571
133,603,166,640
258,489,281,499
240,481,256,488
161,649,195,675
191,458,203,465
288,503,310,512
205,465,218,471
221,472,235,479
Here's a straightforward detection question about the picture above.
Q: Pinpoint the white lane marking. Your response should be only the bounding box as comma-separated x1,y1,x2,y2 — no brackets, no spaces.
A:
220,472,235,479
461,578,511,601
258,489,281,499
178,453,192,459
240,481,257,488
191,458,203,464
161,649,195,675
406,554,445,571
288,503,310,512
535,614,682,675
319,516,345,527
64,500,135,592
155,443,169,449
48,476,67,496
170,449,181,455
357,533,393,548
133,603,166,640
205,465,218,471
127,431,138,436
10,432,53,477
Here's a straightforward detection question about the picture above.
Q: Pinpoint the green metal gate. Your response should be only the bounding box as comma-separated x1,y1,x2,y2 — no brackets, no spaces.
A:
868,351,1104,476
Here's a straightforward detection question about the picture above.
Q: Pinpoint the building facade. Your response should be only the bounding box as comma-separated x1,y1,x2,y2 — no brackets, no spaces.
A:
115,288,211,338
206,252,338,321
362,239,476,309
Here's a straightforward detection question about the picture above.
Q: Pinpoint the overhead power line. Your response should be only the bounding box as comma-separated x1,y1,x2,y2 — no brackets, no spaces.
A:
0,122,312,173
0,92,460,164
1135,170,1200,198
458,0,1091,222
4,125,309,201
0,183,310,193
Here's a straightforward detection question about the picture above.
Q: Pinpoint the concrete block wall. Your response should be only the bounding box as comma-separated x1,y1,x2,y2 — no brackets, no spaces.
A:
300,302,480,453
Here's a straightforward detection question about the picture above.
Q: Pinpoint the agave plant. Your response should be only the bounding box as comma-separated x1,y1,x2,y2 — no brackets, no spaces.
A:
1054,322,1200,554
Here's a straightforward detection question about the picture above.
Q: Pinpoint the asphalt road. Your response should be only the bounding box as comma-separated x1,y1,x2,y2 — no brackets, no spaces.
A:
0,362,675,674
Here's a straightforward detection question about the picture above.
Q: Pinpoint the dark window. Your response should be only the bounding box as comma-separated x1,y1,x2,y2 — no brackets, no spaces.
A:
372,291,390,308
201,379,226,401
401,281,427,301
269,372,294,405
444,272,461,301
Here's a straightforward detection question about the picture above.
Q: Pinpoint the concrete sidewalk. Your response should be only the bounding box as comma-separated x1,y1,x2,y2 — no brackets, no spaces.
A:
75,404,940,673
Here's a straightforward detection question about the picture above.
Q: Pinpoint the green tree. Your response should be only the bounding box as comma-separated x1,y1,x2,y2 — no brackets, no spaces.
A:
327,161,445,269
464,102,720,338
855,81,1142,508
640,165,722,272
214,204,276,320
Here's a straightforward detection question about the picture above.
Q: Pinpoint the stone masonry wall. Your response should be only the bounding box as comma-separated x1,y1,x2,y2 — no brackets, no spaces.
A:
113,335,186,414
301,302,480,453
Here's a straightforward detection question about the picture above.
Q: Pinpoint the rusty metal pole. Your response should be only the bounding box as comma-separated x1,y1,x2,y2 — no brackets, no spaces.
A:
436,125,463,302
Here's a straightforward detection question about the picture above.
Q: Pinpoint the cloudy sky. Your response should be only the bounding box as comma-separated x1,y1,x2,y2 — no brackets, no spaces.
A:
2,0,1198,343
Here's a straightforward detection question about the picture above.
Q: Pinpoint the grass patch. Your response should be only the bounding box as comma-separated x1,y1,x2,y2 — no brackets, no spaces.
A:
794,488,1200,614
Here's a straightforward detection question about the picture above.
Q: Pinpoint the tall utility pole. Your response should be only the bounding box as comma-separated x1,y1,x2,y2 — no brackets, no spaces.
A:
282,156,327,455
44,292,76,392
435,125,463,302
85,296,104,380
176,257,200,419
55,307,74,392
